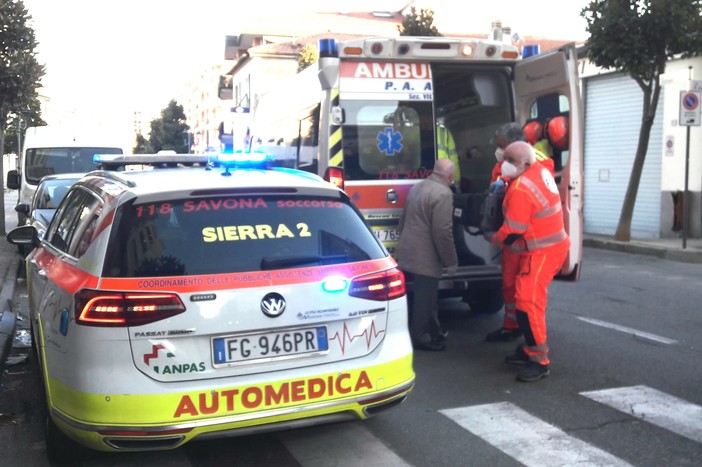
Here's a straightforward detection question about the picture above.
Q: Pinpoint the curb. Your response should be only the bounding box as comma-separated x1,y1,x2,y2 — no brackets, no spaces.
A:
584,238,702,264
0,255,21,378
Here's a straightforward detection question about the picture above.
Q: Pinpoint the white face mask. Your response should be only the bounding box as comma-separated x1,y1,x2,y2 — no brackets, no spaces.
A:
494,147,505,162
501,161,518,178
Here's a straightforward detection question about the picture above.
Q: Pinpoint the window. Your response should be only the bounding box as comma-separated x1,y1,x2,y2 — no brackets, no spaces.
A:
104,195,386,278
341,99,435,180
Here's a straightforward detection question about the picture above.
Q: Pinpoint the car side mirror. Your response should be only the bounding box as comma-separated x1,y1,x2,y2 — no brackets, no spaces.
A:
14,203,30,214
6,170,20,190
6,225,40,249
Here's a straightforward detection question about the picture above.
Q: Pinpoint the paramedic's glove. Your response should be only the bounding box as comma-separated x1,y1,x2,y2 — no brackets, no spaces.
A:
483,231,498,245
446,264,458,276
489,179,506,194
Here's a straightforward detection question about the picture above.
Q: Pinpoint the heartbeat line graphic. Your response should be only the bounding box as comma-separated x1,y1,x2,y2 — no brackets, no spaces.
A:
329,321,386,354
143,344,174,365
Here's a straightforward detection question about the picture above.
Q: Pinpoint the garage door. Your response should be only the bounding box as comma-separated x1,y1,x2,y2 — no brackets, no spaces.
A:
583,72,663,238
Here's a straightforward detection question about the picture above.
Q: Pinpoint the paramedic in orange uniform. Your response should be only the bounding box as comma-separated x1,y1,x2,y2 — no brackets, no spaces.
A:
488,141,570,382
486,123,555,343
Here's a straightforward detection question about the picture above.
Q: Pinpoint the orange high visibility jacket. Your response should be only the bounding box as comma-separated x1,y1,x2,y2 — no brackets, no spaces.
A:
492,161,570,255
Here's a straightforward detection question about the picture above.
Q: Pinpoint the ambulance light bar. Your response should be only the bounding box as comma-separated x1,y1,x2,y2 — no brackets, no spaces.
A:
93,153,210,169
333,37,520,60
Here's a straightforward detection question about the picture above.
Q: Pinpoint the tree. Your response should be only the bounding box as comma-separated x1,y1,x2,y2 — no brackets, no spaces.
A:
398,6,441,37
582,0,702,241
133,133,152,154
148,100,190,153
3,99,44,157
297,43,318,72
0,0,45,234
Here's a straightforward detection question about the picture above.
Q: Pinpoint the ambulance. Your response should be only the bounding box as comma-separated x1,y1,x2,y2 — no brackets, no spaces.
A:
252,36,583,312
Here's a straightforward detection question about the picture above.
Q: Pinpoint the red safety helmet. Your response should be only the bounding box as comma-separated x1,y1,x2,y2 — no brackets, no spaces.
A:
546,115,569,150
523,120,544,145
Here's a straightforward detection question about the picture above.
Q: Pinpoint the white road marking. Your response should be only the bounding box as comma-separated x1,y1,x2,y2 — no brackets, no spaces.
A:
440,402,633,467
577,316,678,344
280,422,412,467
581,385,702,443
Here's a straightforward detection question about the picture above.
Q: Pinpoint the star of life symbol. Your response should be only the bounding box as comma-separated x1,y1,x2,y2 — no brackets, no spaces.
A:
377,127,403,156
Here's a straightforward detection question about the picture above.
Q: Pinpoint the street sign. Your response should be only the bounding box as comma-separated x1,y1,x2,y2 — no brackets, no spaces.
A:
679,91,701,126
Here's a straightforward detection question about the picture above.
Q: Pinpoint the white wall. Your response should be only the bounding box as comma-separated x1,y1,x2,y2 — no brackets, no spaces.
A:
660,57,702,193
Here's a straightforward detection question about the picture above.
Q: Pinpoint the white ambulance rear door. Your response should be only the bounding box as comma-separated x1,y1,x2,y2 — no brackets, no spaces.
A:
513,43,584,281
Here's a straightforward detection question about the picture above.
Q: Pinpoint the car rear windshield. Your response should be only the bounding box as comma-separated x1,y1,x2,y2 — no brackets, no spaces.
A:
103,195,387,277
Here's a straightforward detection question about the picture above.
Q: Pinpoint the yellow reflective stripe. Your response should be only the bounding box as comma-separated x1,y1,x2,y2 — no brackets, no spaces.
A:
535,147,549,162
329,126,343,167
328,88,343,167
525,229,568,250
46,357,414,425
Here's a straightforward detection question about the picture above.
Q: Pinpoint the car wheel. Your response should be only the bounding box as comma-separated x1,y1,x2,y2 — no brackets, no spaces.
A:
464,280,504,314
45,414,86,464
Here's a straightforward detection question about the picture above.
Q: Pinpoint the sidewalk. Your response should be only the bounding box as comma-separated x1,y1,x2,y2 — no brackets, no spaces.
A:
584,234,702,264
0,190,21,376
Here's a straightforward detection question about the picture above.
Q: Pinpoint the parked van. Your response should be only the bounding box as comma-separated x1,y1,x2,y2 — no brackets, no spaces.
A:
6,126,125,225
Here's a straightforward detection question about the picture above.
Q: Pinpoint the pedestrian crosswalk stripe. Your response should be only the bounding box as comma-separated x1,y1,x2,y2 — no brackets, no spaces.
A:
279,422,411,467
440,402,633,467
581,385,702,443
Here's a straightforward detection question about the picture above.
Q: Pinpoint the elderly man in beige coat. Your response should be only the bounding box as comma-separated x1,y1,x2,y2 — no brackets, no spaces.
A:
397,158,459,351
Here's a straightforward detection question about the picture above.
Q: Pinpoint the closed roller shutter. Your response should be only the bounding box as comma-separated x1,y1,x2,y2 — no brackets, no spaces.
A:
583,72,663,238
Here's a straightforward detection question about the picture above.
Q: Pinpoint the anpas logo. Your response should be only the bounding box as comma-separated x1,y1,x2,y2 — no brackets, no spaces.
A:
261,292,286,317
143,344,174,365
143,344,206,375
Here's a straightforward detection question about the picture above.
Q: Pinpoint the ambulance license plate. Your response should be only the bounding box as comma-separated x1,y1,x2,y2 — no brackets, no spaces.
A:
212,326,328,365
373,227,401,242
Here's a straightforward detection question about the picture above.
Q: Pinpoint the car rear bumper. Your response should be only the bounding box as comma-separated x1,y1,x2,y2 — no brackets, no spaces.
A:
47,355,415,452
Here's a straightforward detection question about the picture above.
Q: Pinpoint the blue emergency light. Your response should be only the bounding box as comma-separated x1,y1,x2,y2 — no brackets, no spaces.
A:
216,150,272,175
318,38,338,58
322,276,348,293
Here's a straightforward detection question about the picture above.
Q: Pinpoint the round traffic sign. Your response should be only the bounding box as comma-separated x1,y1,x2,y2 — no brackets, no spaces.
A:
683,92,699,110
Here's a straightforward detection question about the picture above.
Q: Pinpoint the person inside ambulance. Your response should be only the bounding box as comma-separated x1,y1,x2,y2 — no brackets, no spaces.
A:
486,141,570,382
543,115,570,175
485,122,555,342
436,117,461,192
523,119,553,161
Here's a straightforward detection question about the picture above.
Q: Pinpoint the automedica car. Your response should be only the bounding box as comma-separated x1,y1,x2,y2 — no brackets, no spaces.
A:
7,153,414,462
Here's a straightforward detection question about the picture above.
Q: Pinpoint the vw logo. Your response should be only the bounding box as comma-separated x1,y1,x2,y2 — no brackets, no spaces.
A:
261,292,286,317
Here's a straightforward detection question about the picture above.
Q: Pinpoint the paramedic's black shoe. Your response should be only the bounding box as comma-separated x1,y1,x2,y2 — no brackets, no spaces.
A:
504,345,530,365
486,327,523,342
516,363,550,382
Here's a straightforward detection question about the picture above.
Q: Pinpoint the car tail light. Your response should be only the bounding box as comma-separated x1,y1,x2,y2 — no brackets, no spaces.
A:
75,289,186,327
325,166,344,190
349,268,405,301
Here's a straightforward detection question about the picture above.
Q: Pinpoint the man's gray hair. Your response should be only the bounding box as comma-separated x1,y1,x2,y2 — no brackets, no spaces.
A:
495,122,528,145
